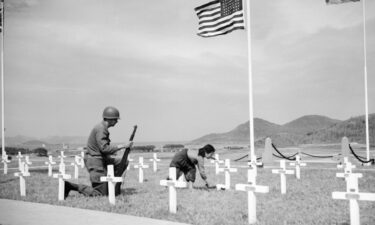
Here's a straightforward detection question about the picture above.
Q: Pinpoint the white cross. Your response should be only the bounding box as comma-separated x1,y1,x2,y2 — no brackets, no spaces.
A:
332,174,375,225
126,158,134,171
247,156,262,177
289,155,306,179
100,165,123,205
210,153,224,175
160,167,188,213
272,160,294,194
53,172,71,201
16,152,24,171
24,156,32,174
134,157,149,183
14,162,30,196
216,159,238,190
58,151,66,174
149,153,161,172
2,155,10,175
337,157,353,169
235,168,269,224
77,147,85,169
70,156,81,179
337,161,359,180
45,155,56,177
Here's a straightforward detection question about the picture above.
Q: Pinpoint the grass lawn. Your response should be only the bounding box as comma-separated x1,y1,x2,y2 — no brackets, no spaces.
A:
1,150,375,225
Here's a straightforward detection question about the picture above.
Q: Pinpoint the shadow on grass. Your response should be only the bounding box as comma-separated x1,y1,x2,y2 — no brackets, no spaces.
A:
0,178,18,184
29,168,59,174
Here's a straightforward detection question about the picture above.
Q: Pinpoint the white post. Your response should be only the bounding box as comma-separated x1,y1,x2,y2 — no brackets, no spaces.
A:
290,155,306,180
160,167,188,213
217,159,238,190
235,167,269,224
1,0,5,161
134,157,149,183
272,160,294,194
53,172,71,201
361,0,370,165
100,165,123,205
45,155,56,177
149,153,161,172
14,162,30,197
243,0,255,162
211,154,224,175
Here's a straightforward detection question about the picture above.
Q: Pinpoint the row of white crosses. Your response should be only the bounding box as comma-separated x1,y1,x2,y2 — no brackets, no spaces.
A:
332,157,375,225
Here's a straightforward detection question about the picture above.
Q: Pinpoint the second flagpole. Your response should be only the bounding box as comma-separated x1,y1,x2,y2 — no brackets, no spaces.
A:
244,0,256,163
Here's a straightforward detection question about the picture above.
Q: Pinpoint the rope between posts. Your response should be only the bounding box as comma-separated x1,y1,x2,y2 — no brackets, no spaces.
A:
271,144,297,160
300,152,337,158
348,144,374,164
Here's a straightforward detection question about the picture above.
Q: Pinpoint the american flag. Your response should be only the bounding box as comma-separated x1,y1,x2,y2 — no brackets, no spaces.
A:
195,0,245,38
0,0,3,33
326,0,360,4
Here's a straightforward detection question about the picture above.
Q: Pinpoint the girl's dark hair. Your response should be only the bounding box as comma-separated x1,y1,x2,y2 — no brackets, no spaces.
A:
198,144,215,157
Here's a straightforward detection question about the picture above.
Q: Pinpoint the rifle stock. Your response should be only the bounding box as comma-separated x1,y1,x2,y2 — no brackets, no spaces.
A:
115,125,137,177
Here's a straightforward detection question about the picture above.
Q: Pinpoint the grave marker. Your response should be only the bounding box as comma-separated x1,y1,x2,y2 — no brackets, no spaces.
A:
210,153,224,175
216,159,238,190
272,160,294,194
336,161,362,180
100,165,123,205
134,157,149,183
14,162,30,196
71,156,81,179
149,153,161,172
16,152,24,171
160,167,188,213
127,158,134,171
2,155,10,174
235,168,269,224
77,148,85,168
45,155,57,176
53,172,71,201
332,174,375,225
24,156,32,174
341,137,350,162
58,151,66,174
289,155,306,179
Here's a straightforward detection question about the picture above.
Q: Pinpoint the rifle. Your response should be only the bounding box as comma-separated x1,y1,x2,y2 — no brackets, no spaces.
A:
115,125,137,177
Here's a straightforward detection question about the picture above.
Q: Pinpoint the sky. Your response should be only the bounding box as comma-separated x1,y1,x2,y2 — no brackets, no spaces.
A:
1,0,374,143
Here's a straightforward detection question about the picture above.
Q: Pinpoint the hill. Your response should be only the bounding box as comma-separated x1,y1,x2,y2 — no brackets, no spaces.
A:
190,114,373,147
302,114,375,145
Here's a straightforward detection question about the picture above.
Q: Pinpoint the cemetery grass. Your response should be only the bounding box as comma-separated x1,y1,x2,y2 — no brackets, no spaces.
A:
1,152,375,225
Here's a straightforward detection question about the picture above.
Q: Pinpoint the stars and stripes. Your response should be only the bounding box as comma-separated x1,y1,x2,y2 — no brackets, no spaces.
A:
0,0,3,33
195,0,245,38
326,0,360,4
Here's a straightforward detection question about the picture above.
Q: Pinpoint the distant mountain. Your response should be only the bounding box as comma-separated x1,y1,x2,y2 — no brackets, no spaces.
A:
191,118,282,145
1,135,87,147
282,115,341,135
302,114,375,145
190,115,357,147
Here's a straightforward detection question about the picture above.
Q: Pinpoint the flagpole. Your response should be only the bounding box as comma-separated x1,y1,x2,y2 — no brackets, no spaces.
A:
361,0,370,164
244,0,256,162
0,0,4,159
